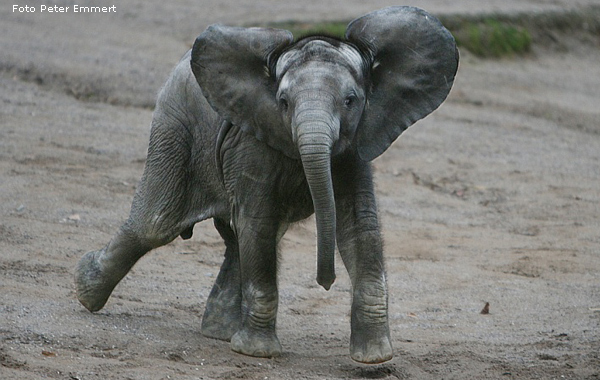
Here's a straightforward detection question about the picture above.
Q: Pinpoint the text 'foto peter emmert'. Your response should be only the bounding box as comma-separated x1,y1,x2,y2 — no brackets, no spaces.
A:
12,4,117,13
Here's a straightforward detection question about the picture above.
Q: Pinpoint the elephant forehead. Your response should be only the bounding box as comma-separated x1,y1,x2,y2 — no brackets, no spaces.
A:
278,62,348,93
276,40,364,80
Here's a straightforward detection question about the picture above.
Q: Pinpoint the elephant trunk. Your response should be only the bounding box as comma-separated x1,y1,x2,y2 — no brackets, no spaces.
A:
296,115,338,291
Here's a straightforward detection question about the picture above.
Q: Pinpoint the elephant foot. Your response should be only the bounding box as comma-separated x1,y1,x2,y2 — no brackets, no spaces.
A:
350,327,393,364
230,327,282,358
201,299,242,341
75,249,118,312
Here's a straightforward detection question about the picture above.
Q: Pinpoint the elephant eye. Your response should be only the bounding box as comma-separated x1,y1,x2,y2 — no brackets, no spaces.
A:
344,95,356,108
279,97,289,112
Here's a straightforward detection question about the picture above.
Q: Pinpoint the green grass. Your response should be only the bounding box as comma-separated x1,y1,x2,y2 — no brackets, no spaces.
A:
264,6,600,59
453,19,532,57
268,18,532,58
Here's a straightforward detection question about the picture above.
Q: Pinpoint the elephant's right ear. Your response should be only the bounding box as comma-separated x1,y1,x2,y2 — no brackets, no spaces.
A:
191,25,295,156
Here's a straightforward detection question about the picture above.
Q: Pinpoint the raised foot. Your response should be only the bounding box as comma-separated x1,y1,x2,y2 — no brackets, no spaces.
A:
350,331,393,364
75,249,117,312
230,327,282,358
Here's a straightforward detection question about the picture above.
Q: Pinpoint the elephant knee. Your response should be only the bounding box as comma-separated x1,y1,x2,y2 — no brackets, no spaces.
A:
120,213,178,251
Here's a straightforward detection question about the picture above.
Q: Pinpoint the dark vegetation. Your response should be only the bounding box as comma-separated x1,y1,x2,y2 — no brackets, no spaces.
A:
267,5,600,58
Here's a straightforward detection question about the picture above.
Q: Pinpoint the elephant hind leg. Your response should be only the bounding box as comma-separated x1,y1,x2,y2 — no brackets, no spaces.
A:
201,218,242,341
75,225,152,312
75,200,193,313
75,208,196,313
76,120,195,312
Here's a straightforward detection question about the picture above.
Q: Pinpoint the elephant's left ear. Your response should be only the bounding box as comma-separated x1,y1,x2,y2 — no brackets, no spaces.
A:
346,6,459,161
191,25,296,156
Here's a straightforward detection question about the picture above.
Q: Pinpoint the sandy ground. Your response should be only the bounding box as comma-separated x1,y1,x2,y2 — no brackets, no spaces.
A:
1,1,599,379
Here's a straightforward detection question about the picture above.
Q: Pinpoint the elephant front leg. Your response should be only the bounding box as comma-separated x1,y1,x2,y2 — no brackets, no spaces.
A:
348,255,392,364
342,229,392,364
334,159,393,364
229,215,282,358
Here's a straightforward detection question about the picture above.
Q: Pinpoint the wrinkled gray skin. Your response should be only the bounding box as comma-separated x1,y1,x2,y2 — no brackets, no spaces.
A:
75,7,458,364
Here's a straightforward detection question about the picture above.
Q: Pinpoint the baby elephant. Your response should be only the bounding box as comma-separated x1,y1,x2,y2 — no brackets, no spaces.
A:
75,6,458,363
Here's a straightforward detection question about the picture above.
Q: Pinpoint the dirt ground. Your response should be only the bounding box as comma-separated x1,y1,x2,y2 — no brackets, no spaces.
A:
1,1,599,379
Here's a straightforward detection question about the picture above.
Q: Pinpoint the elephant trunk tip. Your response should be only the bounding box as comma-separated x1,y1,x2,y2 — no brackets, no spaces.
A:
317,266,336,291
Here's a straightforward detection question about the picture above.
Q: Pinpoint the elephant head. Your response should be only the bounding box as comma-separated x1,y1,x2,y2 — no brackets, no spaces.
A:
191,6,459,290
